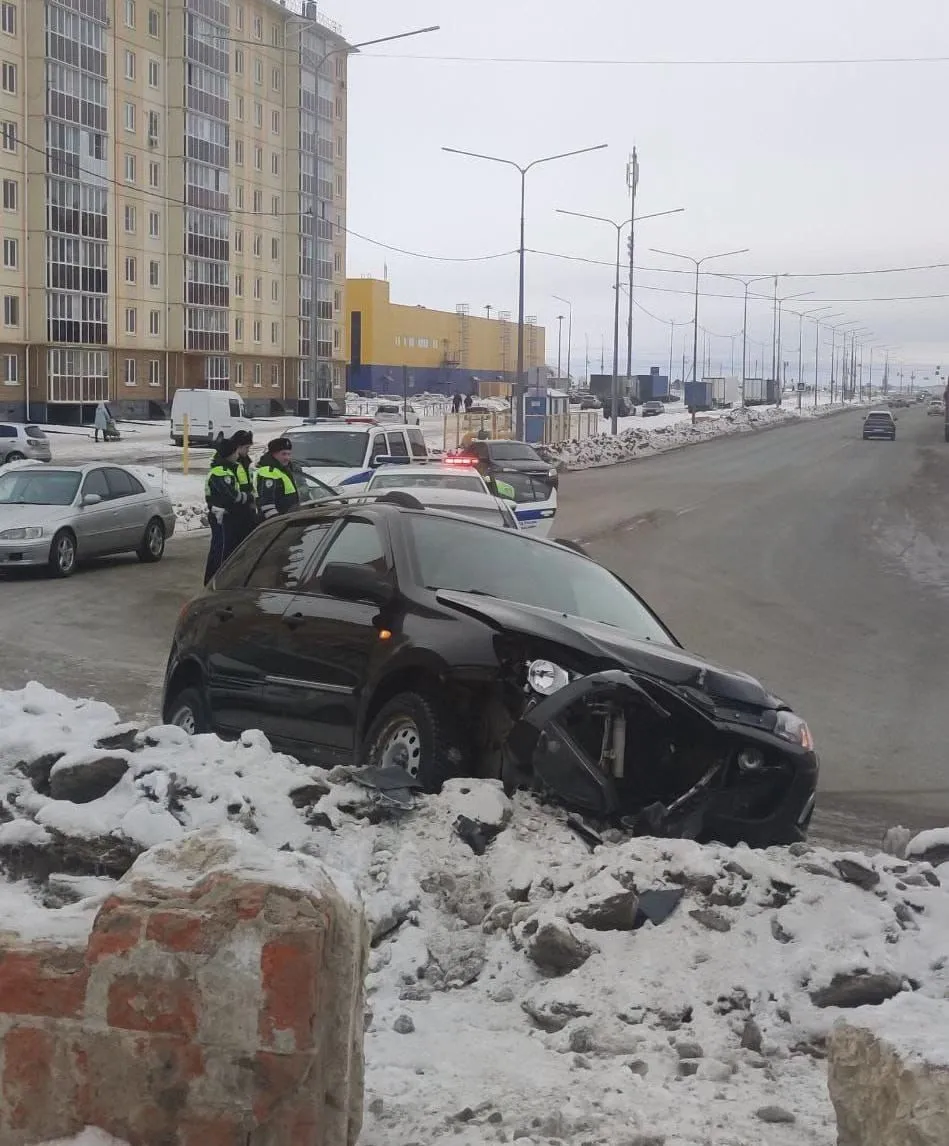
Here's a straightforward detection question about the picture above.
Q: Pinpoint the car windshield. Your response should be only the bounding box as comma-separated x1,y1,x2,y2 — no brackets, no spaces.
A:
489,442,541,462
0,469,80,506
289,430,368,468
408,514,674,642
370,472,485,492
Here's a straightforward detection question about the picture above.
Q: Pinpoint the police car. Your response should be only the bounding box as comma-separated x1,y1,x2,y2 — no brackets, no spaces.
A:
364,461,520,527
447,440,559,537
286,418,428,493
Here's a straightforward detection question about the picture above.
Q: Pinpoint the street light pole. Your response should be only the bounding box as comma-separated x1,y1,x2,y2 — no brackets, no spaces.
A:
650,247,750,390
301,23,439,421
443,143,608,439
625,149,639,380
717,274,771,406
553,295,573,384
556,315,564,380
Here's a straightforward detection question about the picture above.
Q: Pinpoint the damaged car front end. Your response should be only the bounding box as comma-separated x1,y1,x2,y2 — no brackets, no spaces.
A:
499,658,817,848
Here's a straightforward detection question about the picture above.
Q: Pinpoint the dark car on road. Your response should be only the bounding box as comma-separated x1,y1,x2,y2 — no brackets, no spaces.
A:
453,437,560,491
862,408,897,441
641,401,665,417
163,499,818,847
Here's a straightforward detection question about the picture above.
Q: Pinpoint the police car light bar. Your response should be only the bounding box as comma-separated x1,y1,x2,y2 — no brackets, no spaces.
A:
443,455,476,466
372,455,412,466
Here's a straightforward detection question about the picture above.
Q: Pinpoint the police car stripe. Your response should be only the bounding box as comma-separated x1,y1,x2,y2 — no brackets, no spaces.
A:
515,508,557,522
338,470,375,486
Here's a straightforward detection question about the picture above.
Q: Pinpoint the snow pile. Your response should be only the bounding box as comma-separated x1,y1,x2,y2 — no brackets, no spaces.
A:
4,683,949,1146
542,402,856,471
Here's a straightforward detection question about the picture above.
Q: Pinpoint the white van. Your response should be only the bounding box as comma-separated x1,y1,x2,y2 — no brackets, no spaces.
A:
170,390,253,447
287,420,429,491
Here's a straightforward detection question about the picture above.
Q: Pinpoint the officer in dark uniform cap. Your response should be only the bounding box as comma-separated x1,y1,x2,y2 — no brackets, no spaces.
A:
254,436,301,520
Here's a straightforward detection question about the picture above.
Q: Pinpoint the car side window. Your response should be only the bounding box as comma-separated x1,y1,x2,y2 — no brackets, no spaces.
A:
369,434,387,464
81,469,111,500
0,425,15,438
314,520,388,580
244,521,334,592
104,468,143,498
386,431,409,458
229,399,241,417
407,428,427,458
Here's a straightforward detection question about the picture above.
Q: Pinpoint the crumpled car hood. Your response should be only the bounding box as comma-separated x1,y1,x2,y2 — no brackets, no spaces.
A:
435,590,781,709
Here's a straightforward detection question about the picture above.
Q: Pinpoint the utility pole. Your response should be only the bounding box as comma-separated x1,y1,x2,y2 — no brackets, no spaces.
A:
584,334,590,383
484,305,492,321
556,315,564,381
668,320,675,392
771,276,778,390
625,148,639,380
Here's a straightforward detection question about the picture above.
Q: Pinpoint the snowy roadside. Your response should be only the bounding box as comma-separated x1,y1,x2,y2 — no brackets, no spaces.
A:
3,682,948,1146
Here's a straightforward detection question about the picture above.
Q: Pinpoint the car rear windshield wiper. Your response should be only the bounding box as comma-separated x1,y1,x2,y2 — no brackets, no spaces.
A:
427,586,499,599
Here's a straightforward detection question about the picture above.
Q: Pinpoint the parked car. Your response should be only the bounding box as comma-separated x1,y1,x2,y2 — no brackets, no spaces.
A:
163,500,818,847
370,486,520,530
0,423,52,466
601,396,632,419
366,462,495,497
641,401,664,417
0,463,175,577
170,389,252,447
453,438,559,491
288,420,429,492
862,408,897,441
374,401,421,427
447,440,558,536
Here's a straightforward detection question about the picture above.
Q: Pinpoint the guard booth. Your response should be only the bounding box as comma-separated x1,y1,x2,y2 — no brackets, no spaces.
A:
524,388,570,444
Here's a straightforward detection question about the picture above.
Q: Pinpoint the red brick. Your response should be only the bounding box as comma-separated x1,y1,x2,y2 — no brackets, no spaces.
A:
0,947,88,1018
191,873,269,921
259,934,321,1052
107,974,199,1038
251,1051,316,1122
145,911,208,954
86,904,146,964
2,1026,55,1130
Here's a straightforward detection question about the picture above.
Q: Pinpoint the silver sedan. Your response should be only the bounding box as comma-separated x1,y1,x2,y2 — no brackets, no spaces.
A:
0,463,176,577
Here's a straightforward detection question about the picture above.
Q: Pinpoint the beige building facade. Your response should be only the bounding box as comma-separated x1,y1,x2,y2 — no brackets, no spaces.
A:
0,0,347,423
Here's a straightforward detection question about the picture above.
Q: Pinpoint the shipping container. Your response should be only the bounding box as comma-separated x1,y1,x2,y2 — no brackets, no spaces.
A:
633,366,670,403
766,379,780,404
707,377,741,406
589,373,632,399
684,381,714,410
743,378,767,405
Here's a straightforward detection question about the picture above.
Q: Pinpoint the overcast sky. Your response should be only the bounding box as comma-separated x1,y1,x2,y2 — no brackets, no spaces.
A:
333,0,948,384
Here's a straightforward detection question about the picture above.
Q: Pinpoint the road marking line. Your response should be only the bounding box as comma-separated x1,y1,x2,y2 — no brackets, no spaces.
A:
675,505,698,517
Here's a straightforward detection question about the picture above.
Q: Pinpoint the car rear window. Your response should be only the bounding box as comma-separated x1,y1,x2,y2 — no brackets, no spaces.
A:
24,426,47,439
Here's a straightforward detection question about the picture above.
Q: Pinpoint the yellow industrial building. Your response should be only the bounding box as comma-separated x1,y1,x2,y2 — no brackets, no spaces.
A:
345,278,546,395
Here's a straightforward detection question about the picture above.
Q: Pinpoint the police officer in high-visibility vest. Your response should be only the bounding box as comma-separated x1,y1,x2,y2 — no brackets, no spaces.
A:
230,429,257,547
203,437,251,585
255,436,300,521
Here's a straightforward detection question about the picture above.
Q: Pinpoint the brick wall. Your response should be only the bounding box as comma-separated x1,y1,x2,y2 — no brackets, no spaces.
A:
0,830,368,1146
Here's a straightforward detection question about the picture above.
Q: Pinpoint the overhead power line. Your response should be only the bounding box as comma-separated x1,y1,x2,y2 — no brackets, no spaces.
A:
370,53,949,67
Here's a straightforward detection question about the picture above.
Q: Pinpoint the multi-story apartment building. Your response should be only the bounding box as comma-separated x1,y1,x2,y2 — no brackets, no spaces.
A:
0,0,347,424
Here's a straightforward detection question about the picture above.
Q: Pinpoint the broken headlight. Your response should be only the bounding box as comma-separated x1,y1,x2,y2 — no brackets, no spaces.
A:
526,660,572,697
773,710,814,750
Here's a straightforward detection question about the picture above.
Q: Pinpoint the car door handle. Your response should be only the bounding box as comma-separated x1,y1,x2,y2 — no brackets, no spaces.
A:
283,612,305,630
215,606,235,622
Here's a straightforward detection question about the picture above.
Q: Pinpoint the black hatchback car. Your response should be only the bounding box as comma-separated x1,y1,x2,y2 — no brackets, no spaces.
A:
454,438,560,492
163,500,818,846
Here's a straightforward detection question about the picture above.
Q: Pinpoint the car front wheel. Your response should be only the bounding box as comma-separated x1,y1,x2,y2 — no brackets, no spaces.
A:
137,517,166,563
361,690,467,792
5,451,24,463
165,685,210,735
48,530,77,578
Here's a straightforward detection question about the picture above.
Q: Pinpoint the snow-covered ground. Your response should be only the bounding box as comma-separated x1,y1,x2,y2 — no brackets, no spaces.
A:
3,682,947,1146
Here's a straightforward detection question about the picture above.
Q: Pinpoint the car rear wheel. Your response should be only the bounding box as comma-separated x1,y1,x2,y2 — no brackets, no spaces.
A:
137,517,166,563
5,451,24,463
361,690,467,792
48,530,77,578
165,686,210,735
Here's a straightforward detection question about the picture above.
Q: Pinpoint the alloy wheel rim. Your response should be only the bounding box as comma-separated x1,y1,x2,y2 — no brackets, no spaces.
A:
379,720,422,777
57,538,75,572
147,524,164,555
172,705,196,734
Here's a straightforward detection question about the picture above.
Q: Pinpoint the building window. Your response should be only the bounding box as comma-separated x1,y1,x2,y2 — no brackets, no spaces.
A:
234,230,243,254
1,121,15,152
253,102,262,128
253,58,262,85
148,161,160,188
337,136,344,158
236,185,244,209
253,276,260,300
252,189,262,213
125,307,136,334
271,321,278,344
234,49,244,75
253,14,262,39
335,96,342,119
124,154,136,182
271,23,281,48
148,59,160,88
271,152,279,176
148,260,159,287
334,289,341,312
271,280,279,302
234,361,244,387
148,359,161,387
233,273,243,297
2,236,16,268
0,4,15,36
125,0,135,27
253,320,261,343
124,358,136,386
271,110,280,134
148,210,160,237
234,139,244,166
124,256,136,284
235,4,243,31
236,96,244,121
271,67,280,91
148,310,160,335
271,195,280,216
124,205,136,232
271,237,279,260
336,174,344,197
124,50,135,80
124,102,135,132
1,60,16,94
271,363,279,388
3,294,19,326
234,317,243,341
2,354,17,385
253,145,262,171
334,251,342,273
333,328,340,350
147,111,159,144
2,178,15,210
147,7,160,37
254,363,262,387
253,234,261,257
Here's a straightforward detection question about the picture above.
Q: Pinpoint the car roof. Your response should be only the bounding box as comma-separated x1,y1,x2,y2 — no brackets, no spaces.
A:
867,407,893,416
370,464,484,478
2,461,123,474
374,486,503,508
288,421,417,434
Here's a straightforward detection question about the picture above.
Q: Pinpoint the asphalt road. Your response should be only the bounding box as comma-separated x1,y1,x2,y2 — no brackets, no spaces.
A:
2,404,946,846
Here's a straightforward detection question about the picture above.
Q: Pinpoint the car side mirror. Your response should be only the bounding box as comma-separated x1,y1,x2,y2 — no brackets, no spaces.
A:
82,493,102,506
321,561,395,606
